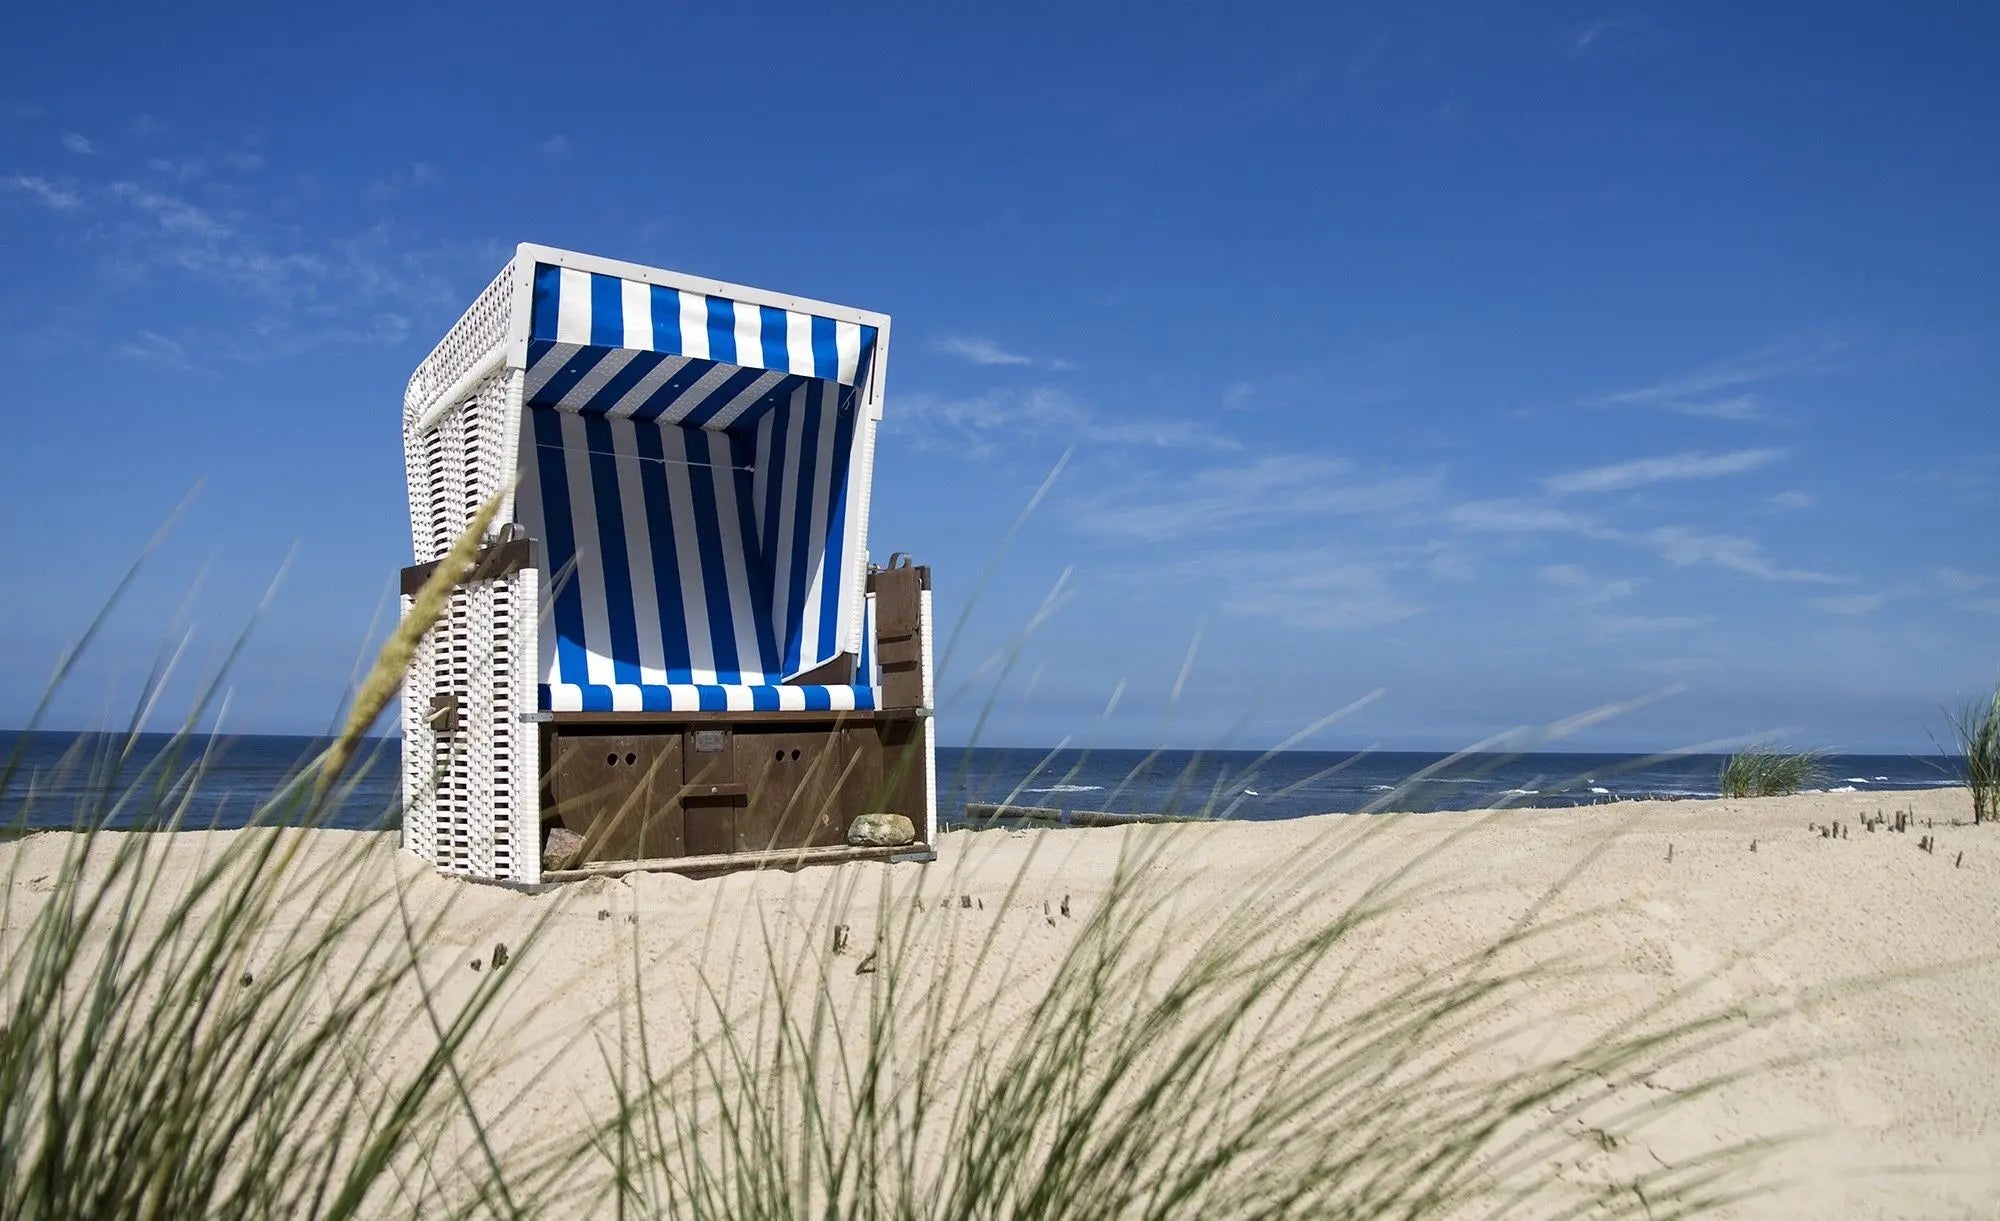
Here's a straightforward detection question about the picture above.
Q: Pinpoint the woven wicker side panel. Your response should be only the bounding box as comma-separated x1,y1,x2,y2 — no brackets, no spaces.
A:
460,582,497,878
499,567,541,883
404,260,513,431
920,587,938,843
399,594,436,863
435,586,472,873
402,362,532,881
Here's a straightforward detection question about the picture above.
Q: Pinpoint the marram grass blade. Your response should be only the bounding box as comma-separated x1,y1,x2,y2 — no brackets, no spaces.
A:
316,488,503,798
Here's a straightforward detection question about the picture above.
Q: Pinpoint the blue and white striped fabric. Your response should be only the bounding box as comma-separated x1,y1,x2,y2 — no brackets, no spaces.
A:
518,392,870,714
525,264,878,428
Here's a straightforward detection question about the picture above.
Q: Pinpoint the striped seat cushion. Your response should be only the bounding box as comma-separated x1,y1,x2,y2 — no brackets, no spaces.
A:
539,683,876,713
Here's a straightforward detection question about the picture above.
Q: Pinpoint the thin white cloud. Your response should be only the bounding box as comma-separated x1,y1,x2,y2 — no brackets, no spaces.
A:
1811,593,1887,616
1542,448,1785,495
1934,567,1990,594
1637,525,1840,583
538,135,569,156
111,181,232,239
1673,394,1767,421
1629,657,1708,675
1447,497,1841,584
900,386,1214,459
4,174,80,210
62,131,96,155
934,335,1073,370
1586,336,1846,419
1447,499,1596,534
1768,490,1814,510
15,156,481,358
1222,563,1426,631
117,330,192,369
1073,454,1443,543
1587,613,1710,636
1135,542,1431,631
1539,563,1639,606
1572,21,1609,54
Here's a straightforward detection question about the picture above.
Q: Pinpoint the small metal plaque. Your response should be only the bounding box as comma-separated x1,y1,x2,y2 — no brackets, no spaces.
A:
693,730,728,754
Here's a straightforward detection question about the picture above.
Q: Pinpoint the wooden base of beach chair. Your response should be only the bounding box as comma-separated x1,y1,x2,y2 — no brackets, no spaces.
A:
539,709,931,868
540,841,935,883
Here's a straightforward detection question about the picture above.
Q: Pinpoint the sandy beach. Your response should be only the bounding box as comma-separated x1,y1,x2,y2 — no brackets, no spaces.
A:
7,786,1998,1217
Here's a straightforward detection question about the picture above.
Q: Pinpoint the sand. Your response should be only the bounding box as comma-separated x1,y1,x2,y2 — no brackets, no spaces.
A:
6,786,1999,1217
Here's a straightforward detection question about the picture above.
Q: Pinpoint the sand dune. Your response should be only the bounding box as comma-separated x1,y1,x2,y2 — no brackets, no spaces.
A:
6,786,1997,1217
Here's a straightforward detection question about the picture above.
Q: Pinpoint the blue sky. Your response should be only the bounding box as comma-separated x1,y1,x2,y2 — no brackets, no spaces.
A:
1,2,1994,752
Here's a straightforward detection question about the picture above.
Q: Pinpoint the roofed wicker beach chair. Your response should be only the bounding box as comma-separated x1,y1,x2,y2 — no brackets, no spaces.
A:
399,244,935,884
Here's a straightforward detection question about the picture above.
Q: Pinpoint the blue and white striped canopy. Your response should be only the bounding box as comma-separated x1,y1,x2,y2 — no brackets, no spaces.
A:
527,264,879,427
513,259,881,714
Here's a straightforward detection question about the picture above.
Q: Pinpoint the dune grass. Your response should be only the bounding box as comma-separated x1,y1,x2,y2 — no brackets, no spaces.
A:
1720,746,1827,799
1942,685,2000,825
0,510,1861,1219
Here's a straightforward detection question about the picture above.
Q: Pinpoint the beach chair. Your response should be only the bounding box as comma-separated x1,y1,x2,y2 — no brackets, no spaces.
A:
397,244,936,884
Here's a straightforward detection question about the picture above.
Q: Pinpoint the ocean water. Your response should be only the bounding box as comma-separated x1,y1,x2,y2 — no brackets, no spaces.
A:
941,747,1966,824
0,731,1968,833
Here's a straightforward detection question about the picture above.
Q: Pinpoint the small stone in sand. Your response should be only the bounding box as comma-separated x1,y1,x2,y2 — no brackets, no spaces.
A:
542,827,585,872
492,942,509,969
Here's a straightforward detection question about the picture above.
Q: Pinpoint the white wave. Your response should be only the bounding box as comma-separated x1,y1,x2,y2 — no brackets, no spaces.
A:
1501,789,1540,797
1019,784,1104,794
1873,776,1888,781
1367,784,1396,792
1589,787,1611,795
1242,789,1260,796
1843,777,1871,784
1826,785,1859,793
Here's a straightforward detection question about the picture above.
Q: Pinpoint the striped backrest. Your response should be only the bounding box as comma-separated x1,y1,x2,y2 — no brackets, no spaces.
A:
516,384,862,694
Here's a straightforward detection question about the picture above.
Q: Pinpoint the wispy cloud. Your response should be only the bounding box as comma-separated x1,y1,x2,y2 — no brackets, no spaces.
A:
1541,447,1786,495
8,143,484,363
1447,499,1595,534
368,160,441,200
1636,525,1840,583
1934,567,1991,594
1571,21,1610,54
934,335,1073,370
1586,336,1847,420
538,135,569,157
1539,563,1639,606
111,181,230,239
1767,490,1814,510
1221,561,1427,630
900,386,1214,460
61,131,96,155
117,330,192,370
1448,497,1840,583
1811,593,1887,616
1135,542,1431,631
4,174,80,210
1073,454,1443,543
1587,613,1710,636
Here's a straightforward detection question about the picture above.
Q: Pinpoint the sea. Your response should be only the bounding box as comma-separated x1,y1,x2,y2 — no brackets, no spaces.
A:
0,730,1968,834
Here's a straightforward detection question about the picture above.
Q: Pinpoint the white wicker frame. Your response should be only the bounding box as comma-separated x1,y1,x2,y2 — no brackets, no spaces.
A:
399,365,540,884
400,244,917,884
